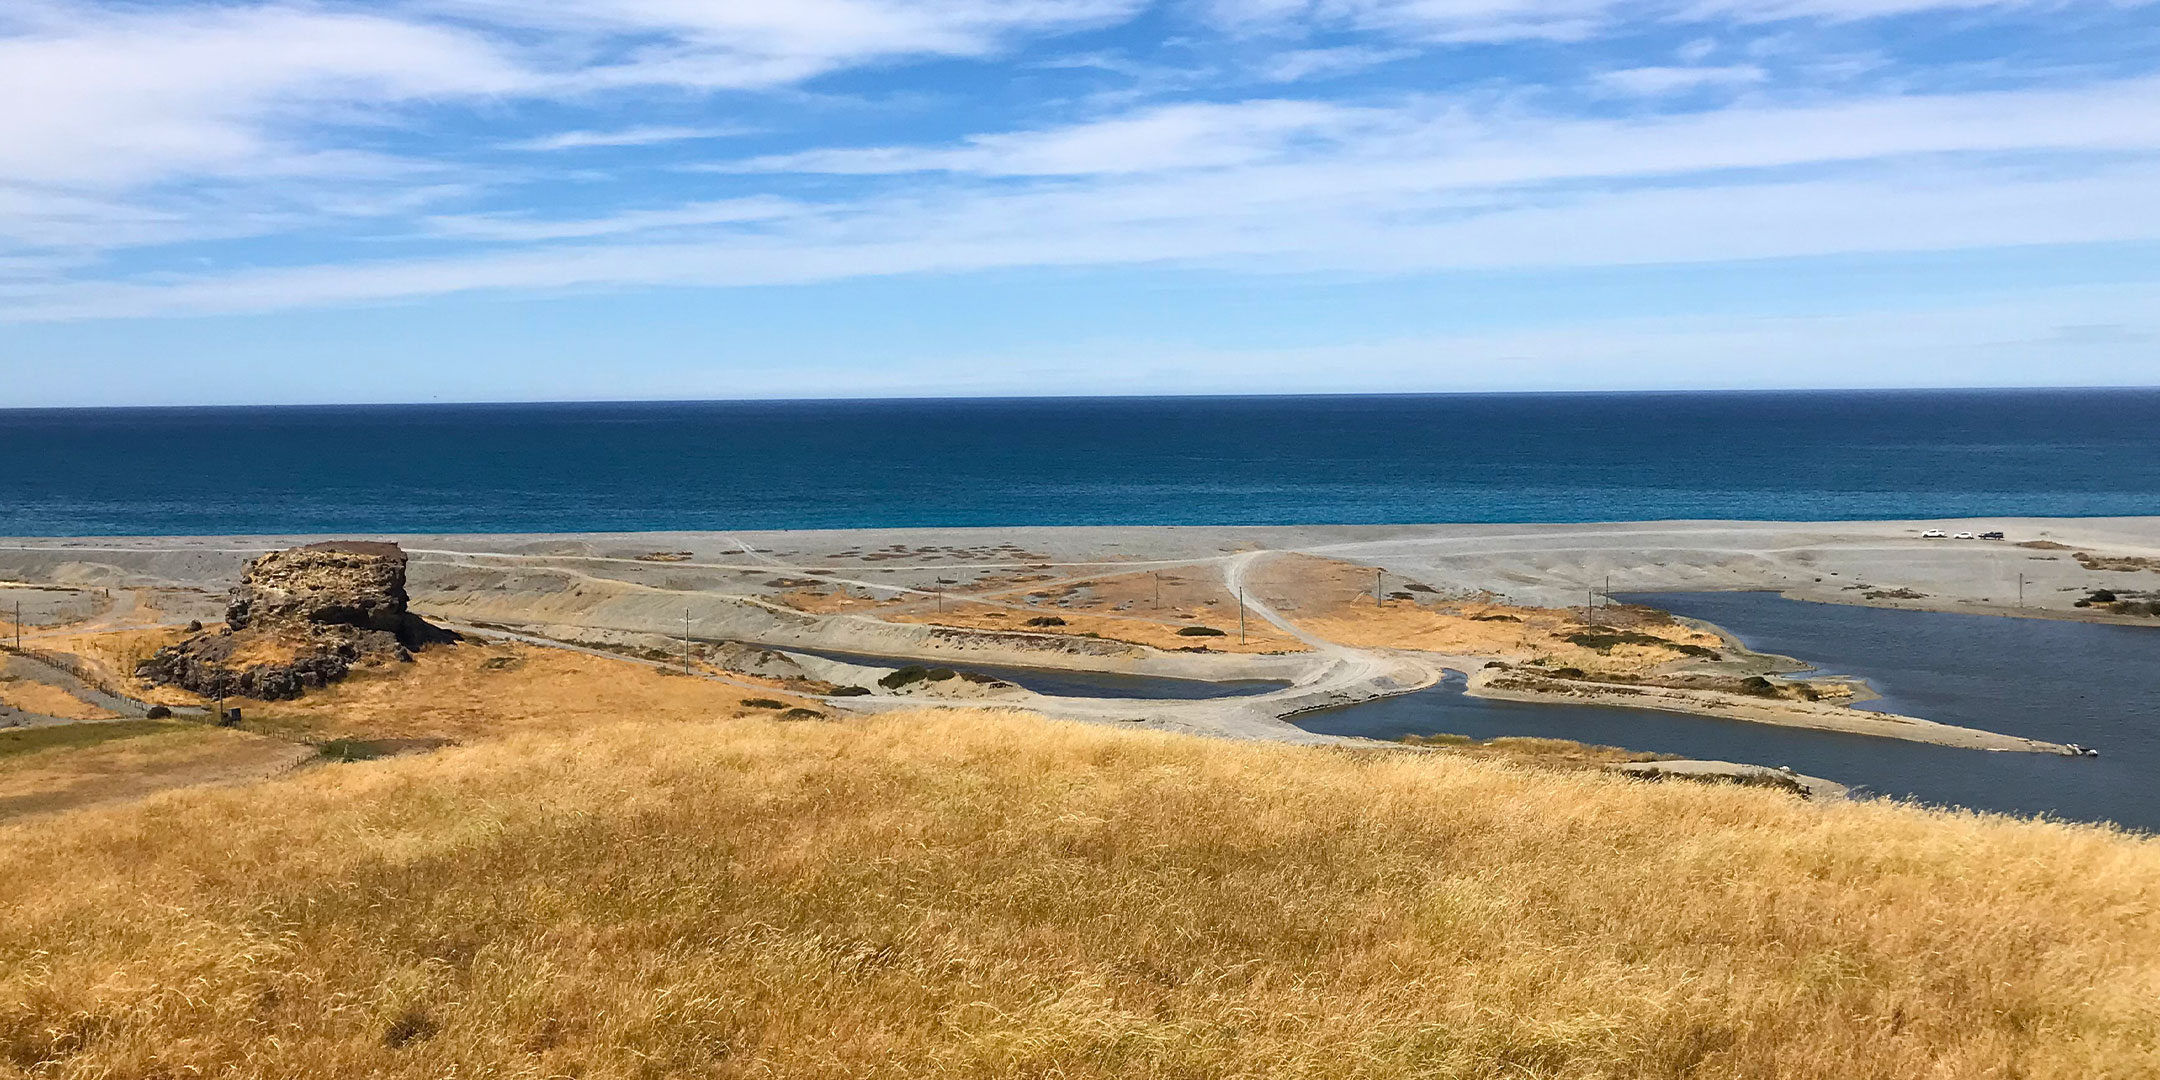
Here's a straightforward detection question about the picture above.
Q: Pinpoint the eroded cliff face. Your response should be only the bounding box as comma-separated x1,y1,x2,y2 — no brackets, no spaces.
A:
138,542,454,700
225,541,412,636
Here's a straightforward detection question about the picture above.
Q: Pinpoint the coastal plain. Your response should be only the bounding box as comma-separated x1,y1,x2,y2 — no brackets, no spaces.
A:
5,517,2154,749
2,520,2159,1077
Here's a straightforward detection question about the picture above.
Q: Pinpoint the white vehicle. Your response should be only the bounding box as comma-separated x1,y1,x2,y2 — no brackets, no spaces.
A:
1953,532,1978,540
1920,529,1948,539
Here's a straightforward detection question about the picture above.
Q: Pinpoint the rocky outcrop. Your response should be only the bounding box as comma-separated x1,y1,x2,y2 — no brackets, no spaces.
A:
138,542,455,701
226,541,413,637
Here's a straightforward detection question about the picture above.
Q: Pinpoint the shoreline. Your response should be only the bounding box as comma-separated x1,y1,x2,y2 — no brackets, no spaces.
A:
1462,667,2069,754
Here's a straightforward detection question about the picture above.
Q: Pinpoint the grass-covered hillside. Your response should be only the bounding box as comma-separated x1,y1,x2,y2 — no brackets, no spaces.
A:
3,709,2156,1078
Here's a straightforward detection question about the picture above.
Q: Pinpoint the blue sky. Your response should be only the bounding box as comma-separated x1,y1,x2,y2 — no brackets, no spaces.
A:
3,0,2158,405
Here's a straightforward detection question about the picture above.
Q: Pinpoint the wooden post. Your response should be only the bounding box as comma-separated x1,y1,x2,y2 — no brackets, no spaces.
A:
1375,569,1383,610
1239,589,1247,644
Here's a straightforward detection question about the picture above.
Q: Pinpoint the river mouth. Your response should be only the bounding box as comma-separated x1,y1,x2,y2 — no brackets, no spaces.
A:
778,645,1290,701
1295,592,2159,832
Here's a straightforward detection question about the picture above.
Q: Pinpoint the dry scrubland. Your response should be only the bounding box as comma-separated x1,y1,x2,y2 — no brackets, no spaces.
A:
4,710,2157,1079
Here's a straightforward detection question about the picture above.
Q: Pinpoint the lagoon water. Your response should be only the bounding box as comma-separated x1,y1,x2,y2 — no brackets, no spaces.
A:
5,388,2160,535
1297,592,2160,832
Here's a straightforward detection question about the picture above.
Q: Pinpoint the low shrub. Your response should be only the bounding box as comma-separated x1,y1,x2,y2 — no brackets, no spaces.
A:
742,699,786,710
1025,616,1067,627
1176,626,1227,637
878,667,931,690
1739,676,1782,698
829,686,872,697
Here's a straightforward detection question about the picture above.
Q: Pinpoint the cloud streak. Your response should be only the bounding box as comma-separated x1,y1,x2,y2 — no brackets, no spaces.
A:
1,0,2156,332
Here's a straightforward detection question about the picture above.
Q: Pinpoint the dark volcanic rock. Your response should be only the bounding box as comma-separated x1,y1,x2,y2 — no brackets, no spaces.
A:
137,541,455,701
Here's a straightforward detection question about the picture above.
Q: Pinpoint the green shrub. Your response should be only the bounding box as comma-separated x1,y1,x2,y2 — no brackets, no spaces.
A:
879,667,931,690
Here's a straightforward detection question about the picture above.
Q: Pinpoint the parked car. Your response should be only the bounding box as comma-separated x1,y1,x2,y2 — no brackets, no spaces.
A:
1979,531,2006,540
1952,532,1978,540
1920,529,1948,539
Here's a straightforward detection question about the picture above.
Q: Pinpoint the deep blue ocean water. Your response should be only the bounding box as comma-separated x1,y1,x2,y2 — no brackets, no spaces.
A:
2,389,2156,535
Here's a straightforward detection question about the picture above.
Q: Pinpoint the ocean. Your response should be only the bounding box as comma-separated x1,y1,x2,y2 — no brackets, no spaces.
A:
2,389,2156,535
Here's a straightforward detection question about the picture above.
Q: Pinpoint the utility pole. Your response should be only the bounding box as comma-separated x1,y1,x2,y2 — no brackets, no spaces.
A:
1375,569,1384,610
2018,573,2026,609
681,609,692,674
11,601,18,653
1238,589,1247,644
1154,572,1161,609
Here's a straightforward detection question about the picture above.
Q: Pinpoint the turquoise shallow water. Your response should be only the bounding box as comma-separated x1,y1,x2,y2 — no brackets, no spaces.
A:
3,388,2157,535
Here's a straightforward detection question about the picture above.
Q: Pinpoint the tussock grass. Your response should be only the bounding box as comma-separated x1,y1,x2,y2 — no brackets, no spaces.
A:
2,709,2156,1078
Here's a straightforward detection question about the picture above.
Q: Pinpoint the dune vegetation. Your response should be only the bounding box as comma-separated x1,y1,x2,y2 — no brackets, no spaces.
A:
3,707,2156,1079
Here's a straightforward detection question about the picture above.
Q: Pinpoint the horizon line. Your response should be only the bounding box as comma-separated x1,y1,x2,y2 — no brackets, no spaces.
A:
7,384,2160,413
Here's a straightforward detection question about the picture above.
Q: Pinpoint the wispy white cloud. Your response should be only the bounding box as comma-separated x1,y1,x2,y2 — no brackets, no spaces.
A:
1595,64,1767,95
498,125,759,152
424,197,805,242
1256,45,1418,81
3,0,2157,340
725,76,2160,183
728,100,1389,175
1200,0,2160,43
13,100,2160,320
0,5,527,190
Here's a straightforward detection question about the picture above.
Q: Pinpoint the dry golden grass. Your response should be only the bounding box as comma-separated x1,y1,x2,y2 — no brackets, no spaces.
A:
0,723,310,822
876,569,1308,653
0,678,116,721
2,708,2154,1078
1249,555,1719,675
34,626,198,706
238,640,812,742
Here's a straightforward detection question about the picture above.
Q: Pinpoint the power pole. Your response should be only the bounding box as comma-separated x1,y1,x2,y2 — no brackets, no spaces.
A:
1154,572,1161,609
681,609,692,674
1238,589,1247,644
2018,573,2026,609
1375,569,1383,610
